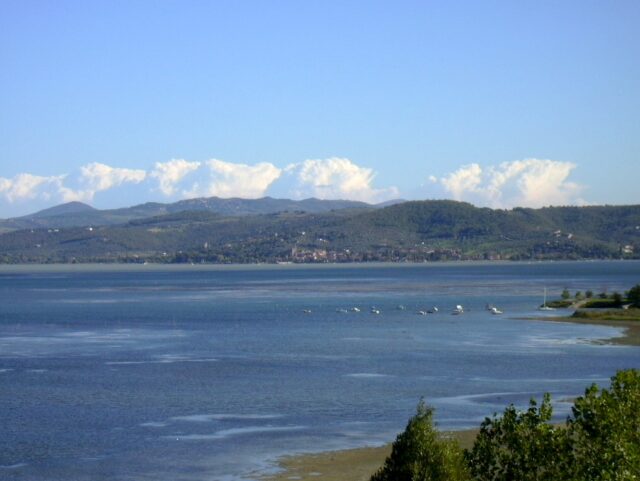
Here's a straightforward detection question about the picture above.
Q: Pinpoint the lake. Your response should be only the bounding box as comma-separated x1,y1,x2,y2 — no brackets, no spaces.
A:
1,261,639,480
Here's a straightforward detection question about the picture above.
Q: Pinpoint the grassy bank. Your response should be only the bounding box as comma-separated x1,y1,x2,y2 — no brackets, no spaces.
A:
261,429,478,481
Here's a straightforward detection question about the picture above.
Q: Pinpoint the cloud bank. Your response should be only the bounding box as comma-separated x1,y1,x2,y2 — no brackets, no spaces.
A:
433,158,585,208
185,159,282,199
60,162,147,202
283,157,399,203
0,156,588,217
151,159,201,196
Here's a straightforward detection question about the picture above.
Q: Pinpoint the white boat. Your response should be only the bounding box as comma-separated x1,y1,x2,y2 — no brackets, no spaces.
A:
350,307,361,313
427,307,438,314
417,310,427,316
336,308,348,313
538,288,556,311
452,305,464,315
302,309,312,314
490,307,503,315
370,308,381,315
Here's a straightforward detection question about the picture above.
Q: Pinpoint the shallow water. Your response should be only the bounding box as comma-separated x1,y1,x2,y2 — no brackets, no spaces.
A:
1,261,639,480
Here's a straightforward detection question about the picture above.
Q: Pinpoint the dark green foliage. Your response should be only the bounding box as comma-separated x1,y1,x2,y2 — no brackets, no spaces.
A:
627,284,640,308
381,371,640,481
585,290,594,298
371,400,470,481
465,393,567,481
561,288,571,300
567,369,640,480
611,292,624,306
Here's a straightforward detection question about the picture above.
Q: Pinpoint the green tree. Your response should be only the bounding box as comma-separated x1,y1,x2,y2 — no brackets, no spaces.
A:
465,393,568,481
575,291,583,299
611,291,623,306
627,284,640,308
567,369,640,480
585,290,594,298
561,288,571,300
371,400,469,481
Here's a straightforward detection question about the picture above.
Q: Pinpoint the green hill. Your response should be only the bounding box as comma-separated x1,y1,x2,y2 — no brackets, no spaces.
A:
0,201,638,263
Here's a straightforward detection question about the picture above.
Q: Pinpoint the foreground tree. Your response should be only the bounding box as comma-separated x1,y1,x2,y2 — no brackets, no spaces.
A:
465,393,567,481
567,369,640,480
373,370,640,481
371,400,469,481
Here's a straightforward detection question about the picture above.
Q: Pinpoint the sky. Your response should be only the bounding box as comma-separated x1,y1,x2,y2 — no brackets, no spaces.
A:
1,0,639,217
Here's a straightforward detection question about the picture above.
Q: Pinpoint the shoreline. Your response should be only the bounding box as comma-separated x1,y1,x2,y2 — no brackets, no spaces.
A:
260,314,639,481
0,259,638,273
531,314,640,346
259,429,478,481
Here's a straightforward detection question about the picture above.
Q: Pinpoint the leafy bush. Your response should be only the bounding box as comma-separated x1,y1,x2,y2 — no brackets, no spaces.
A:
371,400,470,481
627,284,640,308
372,370,640,481
465,393,567,481
567,369,640,480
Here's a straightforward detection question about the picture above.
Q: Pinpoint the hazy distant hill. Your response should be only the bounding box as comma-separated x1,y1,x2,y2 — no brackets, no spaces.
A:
0,196,374,232
0,200,638,263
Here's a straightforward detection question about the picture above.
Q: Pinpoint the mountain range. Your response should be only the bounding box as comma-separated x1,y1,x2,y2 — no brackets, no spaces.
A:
0,197,638,263
0,196,386,232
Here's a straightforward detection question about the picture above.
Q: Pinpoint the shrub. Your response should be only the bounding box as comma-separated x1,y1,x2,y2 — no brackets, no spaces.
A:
627,284,640,308
371,400,470,481
567,369,640,480
465,393,567,481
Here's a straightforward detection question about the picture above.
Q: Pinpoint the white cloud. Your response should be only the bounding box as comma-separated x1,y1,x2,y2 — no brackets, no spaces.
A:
284,157,399,203
184,159,282,199
435,158,586,208
0,173,65,203
151,159,201,196
80,162,147,192
440,163,483,201
60,162,147,202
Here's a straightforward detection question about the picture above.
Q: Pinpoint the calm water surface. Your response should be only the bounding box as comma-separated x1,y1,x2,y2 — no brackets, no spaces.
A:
1,261,639,480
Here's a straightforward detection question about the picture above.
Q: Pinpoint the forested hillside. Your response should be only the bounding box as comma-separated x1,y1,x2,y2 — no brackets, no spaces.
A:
0,200,638,263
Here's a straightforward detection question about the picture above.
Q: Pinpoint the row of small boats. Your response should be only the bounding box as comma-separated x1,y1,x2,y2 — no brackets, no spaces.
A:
302,304,504,315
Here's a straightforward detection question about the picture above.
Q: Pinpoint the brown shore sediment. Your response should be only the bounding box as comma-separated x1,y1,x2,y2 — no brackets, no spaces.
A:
530,315,640,346
260,429,478,481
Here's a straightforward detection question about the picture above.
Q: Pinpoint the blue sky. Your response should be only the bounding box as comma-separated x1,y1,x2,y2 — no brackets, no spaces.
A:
1,1,638,217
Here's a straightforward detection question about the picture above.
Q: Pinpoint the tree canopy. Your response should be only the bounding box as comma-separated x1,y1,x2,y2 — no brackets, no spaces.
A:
372,370,640,481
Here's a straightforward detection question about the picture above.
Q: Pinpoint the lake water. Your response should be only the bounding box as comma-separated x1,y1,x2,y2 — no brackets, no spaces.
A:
1,261,639,480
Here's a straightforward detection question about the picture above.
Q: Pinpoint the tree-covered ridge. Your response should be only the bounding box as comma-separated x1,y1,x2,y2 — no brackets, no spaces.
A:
0,201,638,263
373,369,640,481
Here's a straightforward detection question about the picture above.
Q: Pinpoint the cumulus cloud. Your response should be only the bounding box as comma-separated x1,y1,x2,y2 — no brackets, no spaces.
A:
440,163,484,201
60,162,147,202
0,173,65,203
151,159,201,196
184,159,282,199
283,157,399,203
435,158,585,208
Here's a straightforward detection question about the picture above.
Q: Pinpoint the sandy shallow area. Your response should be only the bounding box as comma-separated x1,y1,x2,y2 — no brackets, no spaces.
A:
534,315,640,346
260,430,478,481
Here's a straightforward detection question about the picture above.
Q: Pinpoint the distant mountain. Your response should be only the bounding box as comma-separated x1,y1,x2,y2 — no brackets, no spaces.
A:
1,200,638,263
0,196,373,232
27,201,97,218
